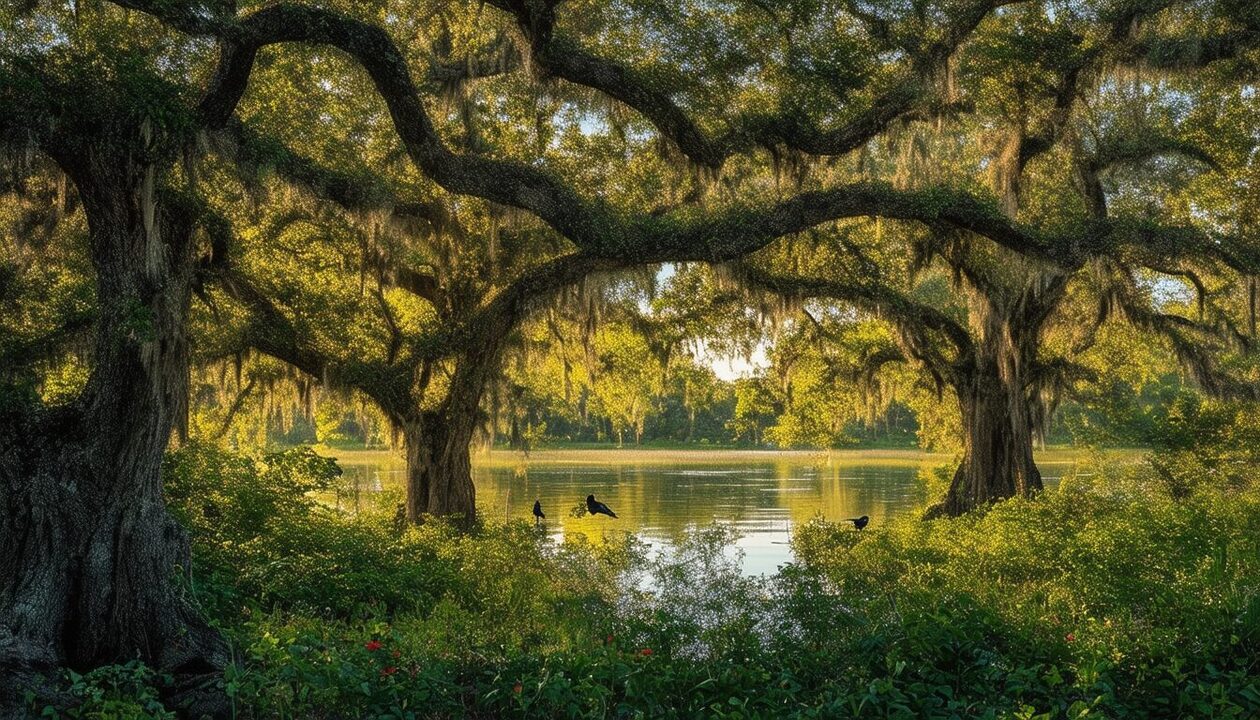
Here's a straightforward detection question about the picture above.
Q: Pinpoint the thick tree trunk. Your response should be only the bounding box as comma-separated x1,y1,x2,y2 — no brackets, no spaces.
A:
395,254,595,527
401,420,430,523
399,353,492,526
422,409,477,518
400,410,478,525
0,148,226,713
928,323,1043,518
935,375,1043,516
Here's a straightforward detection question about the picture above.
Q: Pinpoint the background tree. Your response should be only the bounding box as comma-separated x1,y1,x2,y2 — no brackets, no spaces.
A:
726,3,1260,515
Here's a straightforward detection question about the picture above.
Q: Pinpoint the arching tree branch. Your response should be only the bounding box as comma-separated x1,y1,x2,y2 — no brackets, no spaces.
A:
1105,274,1260,401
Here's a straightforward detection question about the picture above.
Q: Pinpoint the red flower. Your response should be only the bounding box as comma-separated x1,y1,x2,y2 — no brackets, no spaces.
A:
639,648,653,656
391,649,401,659
604,634,614,646
381,666,398,676
1065,632,1076,643
365,640,383,652
513,682,523,694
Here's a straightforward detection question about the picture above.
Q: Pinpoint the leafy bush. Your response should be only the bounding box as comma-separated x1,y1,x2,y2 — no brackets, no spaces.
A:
792,463,1260,718
35,661,175,720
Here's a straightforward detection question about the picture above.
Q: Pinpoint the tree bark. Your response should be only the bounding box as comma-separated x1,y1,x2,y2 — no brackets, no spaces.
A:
0,145,226,713
928,317,1043,518
937,374,1043,516
399,409,478,525
397,351,494,526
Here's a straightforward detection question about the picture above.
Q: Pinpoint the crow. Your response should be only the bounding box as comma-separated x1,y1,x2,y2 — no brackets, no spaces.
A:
848,515,869,530
533,499,545,525
586,494,617,518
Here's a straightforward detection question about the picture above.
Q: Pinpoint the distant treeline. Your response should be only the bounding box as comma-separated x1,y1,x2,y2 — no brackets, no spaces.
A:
262,368,1188,452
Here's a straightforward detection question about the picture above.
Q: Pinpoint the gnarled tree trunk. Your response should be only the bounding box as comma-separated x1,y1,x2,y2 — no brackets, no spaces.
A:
399,352,497,526
0,145,226,714
936,370,1043,516
400,409,478,525
929,309,1044,518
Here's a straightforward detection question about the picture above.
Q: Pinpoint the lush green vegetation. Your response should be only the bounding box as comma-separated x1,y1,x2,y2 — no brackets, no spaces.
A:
6,0,1260,716
29,438,1259,719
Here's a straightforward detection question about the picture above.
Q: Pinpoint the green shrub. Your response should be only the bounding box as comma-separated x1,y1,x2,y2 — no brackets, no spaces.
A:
35,661,175,720
792,464,1260,718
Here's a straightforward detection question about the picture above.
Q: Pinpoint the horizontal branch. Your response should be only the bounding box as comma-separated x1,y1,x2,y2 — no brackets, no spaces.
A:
1125,30,1260,71
1091,132,1221,175
1107,278,1260,401
109,0,618,246
640,181,1055,266
213,266,417,415
111,1,1258,287
1107,218,1260,276
214,120,444,225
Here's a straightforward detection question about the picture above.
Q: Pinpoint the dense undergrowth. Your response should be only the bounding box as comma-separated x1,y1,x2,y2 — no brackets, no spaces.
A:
36,442,1260,719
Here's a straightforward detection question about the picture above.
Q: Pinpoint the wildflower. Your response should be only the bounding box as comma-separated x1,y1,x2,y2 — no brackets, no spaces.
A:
639,648,653,656
513,682,523,694
365,640,383,652
381,666,398,676
605,634,614,646
1065,633,1076,643
391,649,401,659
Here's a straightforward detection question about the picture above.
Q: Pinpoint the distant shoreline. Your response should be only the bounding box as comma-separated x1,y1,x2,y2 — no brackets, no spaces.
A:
319,446,1141,467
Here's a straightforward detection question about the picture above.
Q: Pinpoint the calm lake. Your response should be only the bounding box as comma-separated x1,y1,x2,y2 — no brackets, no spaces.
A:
329,449,1087,576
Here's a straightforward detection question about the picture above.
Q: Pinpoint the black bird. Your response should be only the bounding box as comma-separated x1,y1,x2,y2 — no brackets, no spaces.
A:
533,499,545,525
586,494,618,518
848,515,869,530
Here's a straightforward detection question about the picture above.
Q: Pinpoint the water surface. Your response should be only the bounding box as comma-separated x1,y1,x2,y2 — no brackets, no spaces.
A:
331,449,1081,576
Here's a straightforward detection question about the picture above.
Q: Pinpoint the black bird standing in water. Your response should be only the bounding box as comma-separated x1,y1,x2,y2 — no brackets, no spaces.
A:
586,494,618,518
848,515,869,530
533,499,545,525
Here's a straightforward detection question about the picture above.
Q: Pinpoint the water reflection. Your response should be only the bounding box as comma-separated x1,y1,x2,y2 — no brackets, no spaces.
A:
332,450,1078,576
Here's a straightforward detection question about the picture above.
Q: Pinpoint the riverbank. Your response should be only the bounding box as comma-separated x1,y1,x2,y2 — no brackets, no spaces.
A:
319,445,1142,468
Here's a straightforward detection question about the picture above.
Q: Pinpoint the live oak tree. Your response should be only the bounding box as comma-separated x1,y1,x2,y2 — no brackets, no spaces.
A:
759,315,938,449
3,0,1259,709
488,272,748,448
0,19,241,713
726,4,1260,516
506,267,753,447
